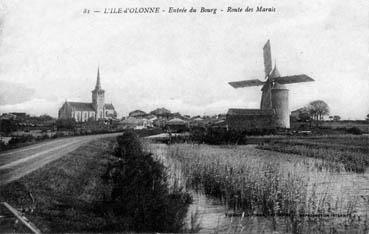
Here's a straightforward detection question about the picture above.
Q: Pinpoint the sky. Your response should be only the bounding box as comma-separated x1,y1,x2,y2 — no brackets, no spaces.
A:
0,0,368,119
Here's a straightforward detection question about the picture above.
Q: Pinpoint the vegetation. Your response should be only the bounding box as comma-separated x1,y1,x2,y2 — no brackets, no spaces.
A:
56,118,76,130
0,134,50,152
103,131,192,232
329,115,341,121
189,127,276,145
190,128,247,145
134,127,164,137
0,133,192,233
162,143,368,233
258,134,369,172
346,126,363,135
0,119,19,135
307,100,330,121
0,138,117,232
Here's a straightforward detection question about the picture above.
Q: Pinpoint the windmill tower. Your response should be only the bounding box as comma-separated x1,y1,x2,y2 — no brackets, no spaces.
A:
228,40,314,128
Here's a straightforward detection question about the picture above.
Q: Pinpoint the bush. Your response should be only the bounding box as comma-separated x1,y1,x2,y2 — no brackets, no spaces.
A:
52,132,65,138
104,131,192,232
37,134,50,141
56,118,76,130
8,135,35,145
190,127,241,145
0,141,8,151
346,127,363,135
134,128,164,137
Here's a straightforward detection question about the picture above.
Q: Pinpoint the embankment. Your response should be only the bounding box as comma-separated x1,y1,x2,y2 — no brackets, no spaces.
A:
0,137,117,232
0,132,192,233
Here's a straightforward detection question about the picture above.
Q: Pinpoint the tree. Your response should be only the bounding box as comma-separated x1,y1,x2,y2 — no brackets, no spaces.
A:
366,114,369,121
333,115,341,121
0,119,19,136
38,114,54,122
307,100,330,121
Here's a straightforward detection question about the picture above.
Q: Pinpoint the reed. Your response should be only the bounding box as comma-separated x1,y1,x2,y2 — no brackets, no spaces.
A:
163,143,369,233
258,135,369,172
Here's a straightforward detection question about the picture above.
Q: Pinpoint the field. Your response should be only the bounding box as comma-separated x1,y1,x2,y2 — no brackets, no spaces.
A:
257,134,369,172
153,138,369,233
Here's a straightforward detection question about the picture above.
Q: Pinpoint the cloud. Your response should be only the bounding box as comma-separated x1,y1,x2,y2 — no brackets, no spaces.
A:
0,80,35,105
0,98,59,116
0,0,367,119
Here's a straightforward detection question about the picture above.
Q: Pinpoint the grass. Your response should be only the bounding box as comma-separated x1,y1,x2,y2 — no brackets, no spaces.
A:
0,133,193,233
107,131,192,232
0,137,117,232
162,143,369,233
257,134,369,172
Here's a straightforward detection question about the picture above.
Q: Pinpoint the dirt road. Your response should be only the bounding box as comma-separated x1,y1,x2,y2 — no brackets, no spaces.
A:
0,133,122,185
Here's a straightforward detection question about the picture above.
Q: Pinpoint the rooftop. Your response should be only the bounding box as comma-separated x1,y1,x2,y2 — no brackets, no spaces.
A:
67,102,95,111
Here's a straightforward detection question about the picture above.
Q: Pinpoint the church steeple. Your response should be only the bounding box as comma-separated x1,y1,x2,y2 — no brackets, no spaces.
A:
92,66,105,119
95,66,101,90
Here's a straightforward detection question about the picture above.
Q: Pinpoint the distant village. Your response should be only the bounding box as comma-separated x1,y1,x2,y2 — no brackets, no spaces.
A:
0,67,229,144
1,41,369,148
1,66,369,147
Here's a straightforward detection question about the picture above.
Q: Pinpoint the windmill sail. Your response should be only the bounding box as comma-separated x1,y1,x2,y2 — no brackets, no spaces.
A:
229,79,264,88
263,40,272,77
272,74,314,84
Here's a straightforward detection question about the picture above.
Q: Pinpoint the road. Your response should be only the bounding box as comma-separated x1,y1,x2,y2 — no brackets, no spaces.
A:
0,132,122,185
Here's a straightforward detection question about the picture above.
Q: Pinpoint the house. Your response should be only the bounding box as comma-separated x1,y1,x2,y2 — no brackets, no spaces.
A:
128,110,147,119
120,117,153,129
150,108,171,118
166,118,188,132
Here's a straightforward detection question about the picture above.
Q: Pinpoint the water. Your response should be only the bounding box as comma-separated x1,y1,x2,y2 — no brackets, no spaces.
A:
147,143,369,233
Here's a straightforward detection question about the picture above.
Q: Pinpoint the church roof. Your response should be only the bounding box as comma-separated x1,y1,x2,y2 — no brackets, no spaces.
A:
104,103,115,110
67,102,95,111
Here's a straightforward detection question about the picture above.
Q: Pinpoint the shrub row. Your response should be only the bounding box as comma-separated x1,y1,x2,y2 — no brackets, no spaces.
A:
189,127,276,145
102,131,192,232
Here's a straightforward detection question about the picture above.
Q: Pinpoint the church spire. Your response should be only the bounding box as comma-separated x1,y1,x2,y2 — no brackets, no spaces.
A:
95,66,101,90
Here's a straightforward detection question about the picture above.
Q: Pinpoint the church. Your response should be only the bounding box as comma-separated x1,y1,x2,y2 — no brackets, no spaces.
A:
58,68,117,122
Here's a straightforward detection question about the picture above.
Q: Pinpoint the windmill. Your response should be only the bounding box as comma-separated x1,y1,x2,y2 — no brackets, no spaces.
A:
228,40,314,128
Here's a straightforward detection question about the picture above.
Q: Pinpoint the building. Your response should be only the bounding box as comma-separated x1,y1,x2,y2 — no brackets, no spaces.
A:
58,68,117,122
226,109,275,130
290,107,307,121
128,110,147,118
166,118,188,132
227,40,314,131
120,117,153,130
150,108,171,118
